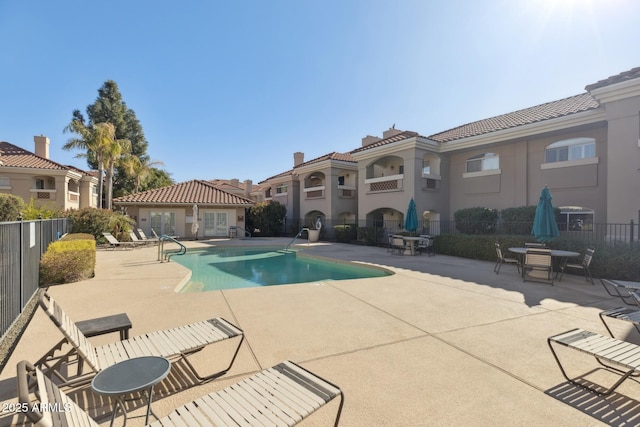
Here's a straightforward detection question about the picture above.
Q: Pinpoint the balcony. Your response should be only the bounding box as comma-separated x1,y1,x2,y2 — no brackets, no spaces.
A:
364,174,403,193
31,189,56,200
338,185,356,198
304,185,325,199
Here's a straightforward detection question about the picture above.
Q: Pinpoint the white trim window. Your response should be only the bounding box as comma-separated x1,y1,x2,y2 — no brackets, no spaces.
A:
466,153,499,173
275,184,288,195
545,137,595,163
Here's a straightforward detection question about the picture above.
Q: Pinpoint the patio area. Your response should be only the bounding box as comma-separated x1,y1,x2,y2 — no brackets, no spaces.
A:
1,238,639,426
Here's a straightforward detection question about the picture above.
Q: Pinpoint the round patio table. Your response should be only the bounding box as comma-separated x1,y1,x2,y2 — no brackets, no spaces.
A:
92,356,171,427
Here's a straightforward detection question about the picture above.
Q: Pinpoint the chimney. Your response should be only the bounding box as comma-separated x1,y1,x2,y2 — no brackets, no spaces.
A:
361,135,382,147
294,152,304,167
34,135,50,159
382,128,403,139
230,178,240,188
244,179,253,196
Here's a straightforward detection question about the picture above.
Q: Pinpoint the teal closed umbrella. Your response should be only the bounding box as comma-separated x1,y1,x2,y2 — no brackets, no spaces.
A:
532,187,559,242
404,198,418,233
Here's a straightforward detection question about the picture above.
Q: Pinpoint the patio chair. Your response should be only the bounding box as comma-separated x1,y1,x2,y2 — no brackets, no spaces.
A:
524,242,547,248
548,328,640,395
493,242,520,275
17,359,344,427
417,235,435,257
558,248,595,284
390,237,405,255
522,248,553,285
35,292,244,387
101,232,139,250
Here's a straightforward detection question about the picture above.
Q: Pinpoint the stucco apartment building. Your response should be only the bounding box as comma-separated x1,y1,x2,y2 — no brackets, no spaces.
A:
259,66,640,240
0,135,98,211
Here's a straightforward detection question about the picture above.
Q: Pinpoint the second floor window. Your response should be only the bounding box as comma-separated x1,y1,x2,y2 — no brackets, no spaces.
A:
0,176,9,187
35,178,45,189
276,184,287,194
338,176,345,185
545,137,595,163
422,160,431,175
466,153,499,173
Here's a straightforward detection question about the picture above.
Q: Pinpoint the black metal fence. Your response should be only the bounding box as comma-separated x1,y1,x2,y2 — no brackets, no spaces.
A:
0,218,68,339
282,218,639,246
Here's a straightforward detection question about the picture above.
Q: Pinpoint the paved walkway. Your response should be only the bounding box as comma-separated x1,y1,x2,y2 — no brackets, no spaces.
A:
1,238,638,426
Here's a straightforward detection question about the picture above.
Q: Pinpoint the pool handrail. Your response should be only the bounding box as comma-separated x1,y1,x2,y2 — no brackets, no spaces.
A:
158,235,187,262
285,227,308,250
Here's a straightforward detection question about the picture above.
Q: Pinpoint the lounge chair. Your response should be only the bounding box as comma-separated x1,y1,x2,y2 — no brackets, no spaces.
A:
600,279,640,305
101,232,139,250
137,228,159,245
548,328,640,395
558,248,595,284
493,242,519,274
17,359,344,427
129,230,153,246
522,248,553,285
35,292,244,386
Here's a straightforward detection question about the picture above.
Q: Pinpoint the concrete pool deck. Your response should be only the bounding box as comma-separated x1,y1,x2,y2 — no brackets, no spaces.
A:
1,238,639,426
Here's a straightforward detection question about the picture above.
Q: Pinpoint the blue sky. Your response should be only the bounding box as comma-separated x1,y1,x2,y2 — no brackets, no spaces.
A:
1,0,638,185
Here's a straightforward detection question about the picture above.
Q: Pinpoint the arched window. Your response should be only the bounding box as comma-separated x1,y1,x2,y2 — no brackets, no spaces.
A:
466,153,499,173
545,137,595,163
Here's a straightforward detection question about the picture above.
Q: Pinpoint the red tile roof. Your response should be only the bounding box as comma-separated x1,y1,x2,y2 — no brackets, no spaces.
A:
350,131,420,154
113,179,254,206
585,66,640,91
427,93,599,143
297,151,355,167
0,141,69,170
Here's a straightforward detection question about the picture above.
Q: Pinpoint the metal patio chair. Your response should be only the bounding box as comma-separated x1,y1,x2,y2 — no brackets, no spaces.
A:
493,242,519,274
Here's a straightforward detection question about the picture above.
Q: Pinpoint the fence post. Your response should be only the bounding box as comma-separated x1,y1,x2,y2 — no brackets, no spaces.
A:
631,219,635,244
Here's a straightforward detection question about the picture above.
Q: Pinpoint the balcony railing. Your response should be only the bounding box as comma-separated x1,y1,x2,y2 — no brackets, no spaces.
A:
303,185,324,199
364,174,403,193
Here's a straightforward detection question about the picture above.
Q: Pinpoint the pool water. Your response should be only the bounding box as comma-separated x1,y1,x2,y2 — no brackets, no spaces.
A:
174,247,391,292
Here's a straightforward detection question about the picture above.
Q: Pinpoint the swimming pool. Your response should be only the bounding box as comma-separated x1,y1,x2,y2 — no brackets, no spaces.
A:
174,247,391,292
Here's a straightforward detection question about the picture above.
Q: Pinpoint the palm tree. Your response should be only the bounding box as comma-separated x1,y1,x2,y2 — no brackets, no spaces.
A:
102,127,131,210
120,155,165,194
63,121,113,208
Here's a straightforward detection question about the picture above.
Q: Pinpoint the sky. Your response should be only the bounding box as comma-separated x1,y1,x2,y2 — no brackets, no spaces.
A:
1,0,638,186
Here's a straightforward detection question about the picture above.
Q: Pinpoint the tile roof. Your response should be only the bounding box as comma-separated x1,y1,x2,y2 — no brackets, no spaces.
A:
350,131,420,154
427,93,600,143
113,179,254,206
0,141,69,170
296,151,355,168
585,66,640,91
259,151,356,184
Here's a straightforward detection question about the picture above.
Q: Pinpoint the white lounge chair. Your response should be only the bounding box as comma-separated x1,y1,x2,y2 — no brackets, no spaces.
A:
35,292,244,386
18,359,344,427
101,232,139,250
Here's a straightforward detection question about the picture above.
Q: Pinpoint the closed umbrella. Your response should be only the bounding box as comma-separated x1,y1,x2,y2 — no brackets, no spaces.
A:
192,204,199,239
404,198,418,234
532,187,559,242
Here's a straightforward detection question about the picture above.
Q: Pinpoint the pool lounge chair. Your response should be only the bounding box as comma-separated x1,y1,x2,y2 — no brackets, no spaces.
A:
101,232,140,250
137,228,159,245
548,328,640,396
129,230,153,246
18,359,344,427
35,292,244,387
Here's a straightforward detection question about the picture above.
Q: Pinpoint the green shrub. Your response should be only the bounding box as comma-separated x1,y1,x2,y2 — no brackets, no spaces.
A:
357,227,384,246
334,224,357,243
0,194,25,222
39,238,96,286
454,207,498,234
247,201,287,237
60,233,95,241
499,206,536,235
433,234,640,281
64,208,134,244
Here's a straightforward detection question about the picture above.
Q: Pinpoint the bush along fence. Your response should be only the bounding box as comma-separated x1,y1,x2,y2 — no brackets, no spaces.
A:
0,218,68,340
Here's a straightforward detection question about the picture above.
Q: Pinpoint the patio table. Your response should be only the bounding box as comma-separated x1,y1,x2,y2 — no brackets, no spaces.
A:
395,235,422,255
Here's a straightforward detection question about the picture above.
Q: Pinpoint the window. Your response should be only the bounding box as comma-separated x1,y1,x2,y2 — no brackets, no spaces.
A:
338,176,345,186
276,184,287,194
545,138,595,163
35,178,45,189
422,160,431,175
466,153,499,173
398,165,404,174
0,176,9,187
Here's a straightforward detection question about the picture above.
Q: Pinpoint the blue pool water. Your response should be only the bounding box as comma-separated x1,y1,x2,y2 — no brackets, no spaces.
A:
174,247,391,292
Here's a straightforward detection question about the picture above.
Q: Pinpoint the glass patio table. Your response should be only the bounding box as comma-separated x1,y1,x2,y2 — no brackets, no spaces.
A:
508,247,580,280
